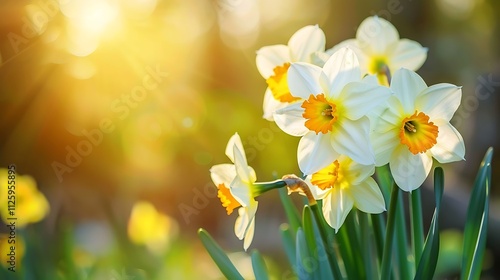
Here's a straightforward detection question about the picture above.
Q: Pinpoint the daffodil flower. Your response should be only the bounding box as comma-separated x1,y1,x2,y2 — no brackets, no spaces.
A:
127,201,178,254
371,68,465,192
256,25,327,121
306,155,385,231
0,169,49,228
210,133,259,251
328,16,427,85
273,47,392,175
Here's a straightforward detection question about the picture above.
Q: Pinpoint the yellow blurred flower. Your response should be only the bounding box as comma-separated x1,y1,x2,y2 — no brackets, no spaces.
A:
0,168,50,228
127,201,178,254
0,233,24,271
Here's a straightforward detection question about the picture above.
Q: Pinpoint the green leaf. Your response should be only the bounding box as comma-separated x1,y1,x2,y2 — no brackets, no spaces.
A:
302,206,316,255
251,250,269,280
302,206,334,280
415,167,444,279
395,189,410,279
198,228,244,280
344,210,366,279
410,188,424,269
359,212,377,279
310,204,343,279
376,164,393,207
461,147,493,280
279,187,302,234
380,183,399,280
296,228,313,280
371,213,386,261
280,224,296,271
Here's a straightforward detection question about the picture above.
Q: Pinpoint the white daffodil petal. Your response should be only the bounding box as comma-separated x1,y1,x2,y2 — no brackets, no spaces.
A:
371,128,400,166
356,16,399,55
327,39,359,56
323,187,354,232
256,45,291,78
225,133,245,164
233,144,256,183
263,88,289,121
234,202,257,240
243,214,256,251
323,47,361,97
289,25,326,62
344,158,375,185
340,81,392,120
210,164,236,186
350,177,386,213
310,51,331,67
288,62,324,99
274,103,309,137
235,207,249,239
371,96,404,133
331,117,375,165
298,132,340,175
344,155,375,185
230,176,252,207
390,146,433,192
361,73,380,85
391,68,427,113
416,84,462,122
389,39,427,72
431,120,465,163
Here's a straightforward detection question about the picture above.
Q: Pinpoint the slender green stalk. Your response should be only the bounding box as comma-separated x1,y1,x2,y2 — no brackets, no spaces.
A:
198,229,244,280
371,214,385,261
345,211,365,279
395,190,410,279
461,148,493,280
337,225,357,279
310,204,343,280
410,188,424,269
359,212,375,280
253,179,287,196
251,250,269,280
380,183,399,279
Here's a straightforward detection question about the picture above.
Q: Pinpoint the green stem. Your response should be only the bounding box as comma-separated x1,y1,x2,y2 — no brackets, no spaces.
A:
337,226,357,279
395,190,410,279
310,204,343,280
359,212,374,280
345,211,365,279
410,188,424,270
253,179,287,196
380,183,399,279
371,214,385,262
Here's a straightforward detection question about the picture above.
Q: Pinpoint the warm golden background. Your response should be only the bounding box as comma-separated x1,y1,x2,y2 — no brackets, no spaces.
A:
0,0,499,278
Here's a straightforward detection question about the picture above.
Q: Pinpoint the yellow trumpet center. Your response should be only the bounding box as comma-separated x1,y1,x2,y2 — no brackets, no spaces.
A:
368,56,390,86
266,63,301,103
399,111,439,155
301,94,338,134
217,184,241,215
311,160,341,190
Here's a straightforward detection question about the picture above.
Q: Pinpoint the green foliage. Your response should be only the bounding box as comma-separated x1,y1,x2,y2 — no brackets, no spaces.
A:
415,167,444,279
461,147,493,280
279,187,302,234
197,228,244,280
200,148,494,280
251,250,269,280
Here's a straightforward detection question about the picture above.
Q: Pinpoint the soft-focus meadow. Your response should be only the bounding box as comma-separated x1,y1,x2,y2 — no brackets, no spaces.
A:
0,0,499,279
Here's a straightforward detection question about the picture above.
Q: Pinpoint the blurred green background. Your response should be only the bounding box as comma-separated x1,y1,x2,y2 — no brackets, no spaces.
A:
0,0,499,279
